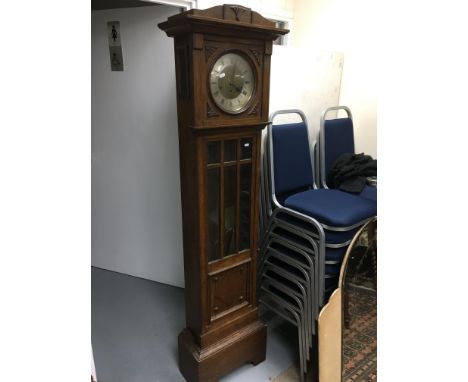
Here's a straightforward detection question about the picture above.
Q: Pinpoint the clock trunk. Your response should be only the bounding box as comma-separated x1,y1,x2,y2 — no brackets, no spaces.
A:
159,5,288,382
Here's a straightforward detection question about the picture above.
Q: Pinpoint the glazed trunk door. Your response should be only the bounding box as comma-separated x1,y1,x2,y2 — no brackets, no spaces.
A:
204,132,257,324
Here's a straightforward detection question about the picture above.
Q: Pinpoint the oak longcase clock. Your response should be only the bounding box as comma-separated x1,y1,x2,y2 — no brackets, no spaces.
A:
159,5,288,382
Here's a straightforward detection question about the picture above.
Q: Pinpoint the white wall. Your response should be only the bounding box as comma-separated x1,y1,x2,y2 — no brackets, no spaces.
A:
292,0,377,158
92,5,185,287
270,46,343,136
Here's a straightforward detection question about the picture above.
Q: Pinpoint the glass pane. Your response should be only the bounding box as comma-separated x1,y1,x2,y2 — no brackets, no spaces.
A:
207,168,220,262
224,140,237,162
239,164,251,250
240,138,252,159
207,141,220,164
224,165,237,256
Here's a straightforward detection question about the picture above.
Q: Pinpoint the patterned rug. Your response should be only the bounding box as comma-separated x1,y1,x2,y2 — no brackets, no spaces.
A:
342,285,377,382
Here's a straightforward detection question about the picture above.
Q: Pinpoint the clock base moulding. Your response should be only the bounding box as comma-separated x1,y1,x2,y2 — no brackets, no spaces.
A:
178,321,266,382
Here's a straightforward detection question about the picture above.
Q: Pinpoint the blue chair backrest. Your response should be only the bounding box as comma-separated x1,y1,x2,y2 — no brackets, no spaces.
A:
323,118,355,177
272,122,314,199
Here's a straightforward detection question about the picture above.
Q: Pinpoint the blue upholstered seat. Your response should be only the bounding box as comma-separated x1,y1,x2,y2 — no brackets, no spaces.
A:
271,119,375,227
360,185,377,203
272,122,314,197
322,118,355,179
320,109,377,205
324,246,348,263
284,188,376,227
325,277,338,289
260,109,377,327
324,263,341,275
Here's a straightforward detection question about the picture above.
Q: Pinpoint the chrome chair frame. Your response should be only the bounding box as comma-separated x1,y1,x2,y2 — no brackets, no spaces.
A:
257,108,376,380
263,109,374,306
260,246,314,342
264,220,348,308
261,262,312,344
259,234,319,325
259,294,306,382
261,277,309,361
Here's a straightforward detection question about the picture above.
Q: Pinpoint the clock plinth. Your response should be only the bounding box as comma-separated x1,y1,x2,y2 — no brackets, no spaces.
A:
178,321,266,382
159,5,288,382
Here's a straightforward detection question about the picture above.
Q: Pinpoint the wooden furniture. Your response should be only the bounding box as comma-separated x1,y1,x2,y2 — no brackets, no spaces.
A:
318,218,377,382
158,5,288,382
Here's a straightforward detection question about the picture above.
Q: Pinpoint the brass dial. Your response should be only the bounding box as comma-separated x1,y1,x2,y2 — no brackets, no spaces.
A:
209,52,255,114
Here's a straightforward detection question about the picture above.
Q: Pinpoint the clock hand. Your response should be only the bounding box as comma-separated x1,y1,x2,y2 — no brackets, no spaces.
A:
231,61,237,83
227,81,242,93
232,83,242,92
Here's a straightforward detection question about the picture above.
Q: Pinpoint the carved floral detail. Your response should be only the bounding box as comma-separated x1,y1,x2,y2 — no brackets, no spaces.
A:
207,103,219,118
249,48,261,65
230,6,247,21
205,45,217,61
248,102,260,116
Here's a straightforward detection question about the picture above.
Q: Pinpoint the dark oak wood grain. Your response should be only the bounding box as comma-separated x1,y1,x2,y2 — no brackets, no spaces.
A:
159,5,288,381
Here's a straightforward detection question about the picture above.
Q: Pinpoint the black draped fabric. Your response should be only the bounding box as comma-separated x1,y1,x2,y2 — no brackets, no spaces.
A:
327,153,377,193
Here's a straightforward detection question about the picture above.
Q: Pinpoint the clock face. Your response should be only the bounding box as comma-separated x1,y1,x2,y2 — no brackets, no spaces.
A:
209,52,255,114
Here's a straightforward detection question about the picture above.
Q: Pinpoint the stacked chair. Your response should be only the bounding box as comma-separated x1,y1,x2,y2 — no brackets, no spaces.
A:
258,109,377,381
318,106,377,202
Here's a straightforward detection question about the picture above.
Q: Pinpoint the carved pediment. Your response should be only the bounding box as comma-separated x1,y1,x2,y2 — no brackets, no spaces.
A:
158,4,289,37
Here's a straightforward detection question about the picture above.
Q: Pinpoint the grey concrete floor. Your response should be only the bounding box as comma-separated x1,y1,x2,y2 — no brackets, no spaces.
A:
92,267,299,382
